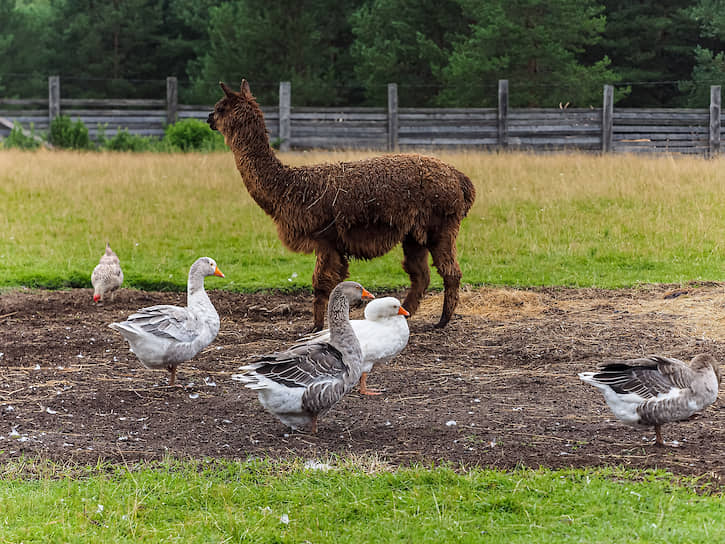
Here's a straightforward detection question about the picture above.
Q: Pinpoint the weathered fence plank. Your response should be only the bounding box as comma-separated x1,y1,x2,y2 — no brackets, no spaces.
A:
388,83,398,151
279,81,291,152
166,76,178,125
602,84,613,153
710,85,721,157
498,79,508,149
48,76,60,123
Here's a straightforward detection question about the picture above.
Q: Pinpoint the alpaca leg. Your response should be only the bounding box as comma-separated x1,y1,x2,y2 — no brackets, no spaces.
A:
401,236,430,316
311,248,349,332
429,231,462,329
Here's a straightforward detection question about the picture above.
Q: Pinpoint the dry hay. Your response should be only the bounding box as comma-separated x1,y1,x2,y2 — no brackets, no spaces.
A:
417,286,547,321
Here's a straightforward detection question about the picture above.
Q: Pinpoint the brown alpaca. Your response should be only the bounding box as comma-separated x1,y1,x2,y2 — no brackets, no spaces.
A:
208,79,476,331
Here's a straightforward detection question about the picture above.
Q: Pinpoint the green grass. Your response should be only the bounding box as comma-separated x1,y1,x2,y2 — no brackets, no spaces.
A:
1,458,723,543
3,149,725,293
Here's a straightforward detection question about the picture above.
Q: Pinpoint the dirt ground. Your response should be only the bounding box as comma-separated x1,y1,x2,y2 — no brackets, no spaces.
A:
2,283,725,481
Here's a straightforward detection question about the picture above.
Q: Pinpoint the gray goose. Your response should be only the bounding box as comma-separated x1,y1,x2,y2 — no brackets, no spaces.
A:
233,281,374,433
299,296,410,395
92,242,123,302
579,354,721,446
109,257,225,386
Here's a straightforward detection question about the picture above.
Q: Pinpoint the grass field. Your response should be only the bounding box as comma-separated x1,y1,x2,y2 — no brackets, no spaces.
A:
1,458,723,543
3,148,725,541
2,149,725,291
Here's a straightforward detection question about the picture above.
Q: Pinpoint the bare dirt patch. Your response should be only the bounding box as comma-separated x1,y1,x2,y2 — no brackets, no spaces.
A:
2,284,725,480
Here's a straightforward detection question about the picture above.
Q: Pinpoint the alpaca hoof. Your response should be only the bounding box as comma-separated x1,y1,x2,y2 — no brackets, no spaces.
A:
433,319,449,329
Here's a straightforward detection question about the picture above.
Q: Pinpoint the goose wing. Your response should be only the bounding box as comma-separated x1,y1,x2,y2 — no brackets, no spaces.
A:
245,342,347,389
594,356,694,398
123,305,201,343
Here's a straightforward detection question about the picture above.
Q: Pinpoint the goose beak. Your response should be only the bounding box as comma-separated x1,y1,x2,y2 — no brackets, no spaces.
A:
398,306,410,317
361,288,375,300
214,266,225,278
93,294,101,302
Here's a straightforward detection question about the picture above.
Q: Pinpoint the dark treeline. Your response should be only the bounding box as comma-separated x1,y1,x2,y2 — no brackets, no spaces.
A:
1,0,724,108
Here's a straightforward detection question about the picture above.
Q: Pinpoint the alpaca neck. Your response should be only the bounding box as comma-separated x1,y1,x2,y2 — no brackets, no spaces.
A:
229,121,289,218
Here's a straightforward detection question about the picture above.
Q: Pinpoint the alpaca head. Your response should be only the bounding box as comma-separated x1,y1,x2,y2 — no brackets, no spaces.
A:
207,79,263,144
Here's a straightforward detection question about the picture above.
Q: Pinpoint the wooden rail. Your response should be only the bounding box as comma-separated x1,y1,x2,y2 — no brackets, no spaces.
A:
0,78,722,156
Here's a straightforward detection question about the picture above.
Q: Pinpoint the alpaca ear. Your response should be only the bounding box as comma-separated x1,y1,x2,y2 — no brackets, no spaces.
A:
220,81,235,98
241,79,252,97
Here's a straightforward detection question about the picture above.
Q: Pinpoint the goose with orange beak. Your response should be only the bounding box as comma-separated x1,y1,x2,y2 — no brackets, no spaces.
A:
109,257,225,386
299,296,410,396
234,281,374,433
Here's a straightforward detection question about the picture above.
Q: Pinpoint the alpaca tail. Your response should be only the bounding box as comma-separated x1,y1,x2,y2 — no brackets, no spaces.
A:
458,171,476,216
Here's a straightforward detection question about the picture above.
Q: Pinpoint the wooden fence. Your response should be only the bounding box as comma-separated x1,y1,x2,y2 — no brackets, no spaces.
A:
0,76,722,156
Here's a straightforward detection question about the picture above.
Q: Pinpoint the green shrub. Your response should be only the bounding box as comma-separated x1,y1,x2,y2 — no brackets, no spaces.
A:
48,115,91,149
2,122,42,149
163,118,226,151
104,128,155,152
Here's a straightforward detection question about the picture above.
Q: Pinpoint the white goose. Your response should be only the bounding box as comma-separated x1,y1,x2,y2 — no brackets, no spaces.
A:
579,354,721,446
300,296,410,395
109,257,225,386
92,242,123,302
233,281,374,433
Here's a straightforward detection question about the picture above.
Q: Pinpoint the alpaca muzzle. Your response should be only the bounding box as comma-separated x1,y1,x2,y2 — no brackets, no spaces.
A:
207,113,217,131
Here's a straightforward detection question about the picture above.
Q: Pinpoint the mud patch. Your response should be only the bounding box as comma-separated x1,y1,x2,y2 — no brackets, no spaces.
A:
1,284,724,482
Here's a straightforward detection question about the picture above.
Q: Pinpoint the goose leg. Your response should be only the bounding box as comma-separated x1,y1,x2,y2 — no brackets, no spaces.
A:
359,372,382,396
655,425,664,447
309,415,318,434
168,365,177,387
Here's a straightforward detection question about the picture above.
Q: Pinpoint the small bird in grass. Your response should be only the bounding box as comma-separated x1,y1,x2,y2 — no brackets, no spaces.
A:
233,281,374,433
298,296,410,395
579,354,721,446
109,257,225,386
91,242,123,302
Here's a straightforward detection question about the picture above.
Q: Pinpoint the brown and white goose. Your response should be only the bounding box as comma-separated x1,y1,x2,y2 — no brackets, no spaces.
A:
109,257,225,386
233,281,374,433
579,354,721,446
92,242,123,302
299,296,410,395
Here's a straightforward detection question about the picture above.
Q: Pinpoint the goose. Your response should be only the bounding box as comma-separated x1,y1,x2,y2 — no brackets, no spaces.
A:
299,296,410,395
92,242,123,302
579,354,721,446
233,281,374,433
109,257,225,386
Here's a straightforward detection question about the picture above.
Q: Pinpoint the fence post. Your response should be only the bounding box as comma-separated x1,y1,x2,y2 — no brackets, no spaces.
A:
48,75,60,124
166,76,178,125
710,85,721,158
602,84,614,153
279,81,291,151
497,79,508,149
387,83,399,151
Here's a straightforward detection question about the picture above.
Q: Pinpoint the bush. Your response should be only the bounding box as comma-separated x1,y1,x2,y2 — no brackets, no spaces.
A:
49,115,91,149
163,118,226,151
2,122,42,149
104,128,156,152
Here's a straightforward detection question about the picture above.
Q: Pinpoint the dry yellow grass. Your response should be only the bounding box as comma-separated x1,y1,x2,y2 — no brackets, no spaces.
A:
3,148,725,290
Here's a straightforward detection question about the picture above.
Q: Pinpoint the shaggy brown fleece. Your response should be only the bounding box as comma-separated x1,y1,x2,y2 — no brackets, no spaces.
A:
208,79,475,331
